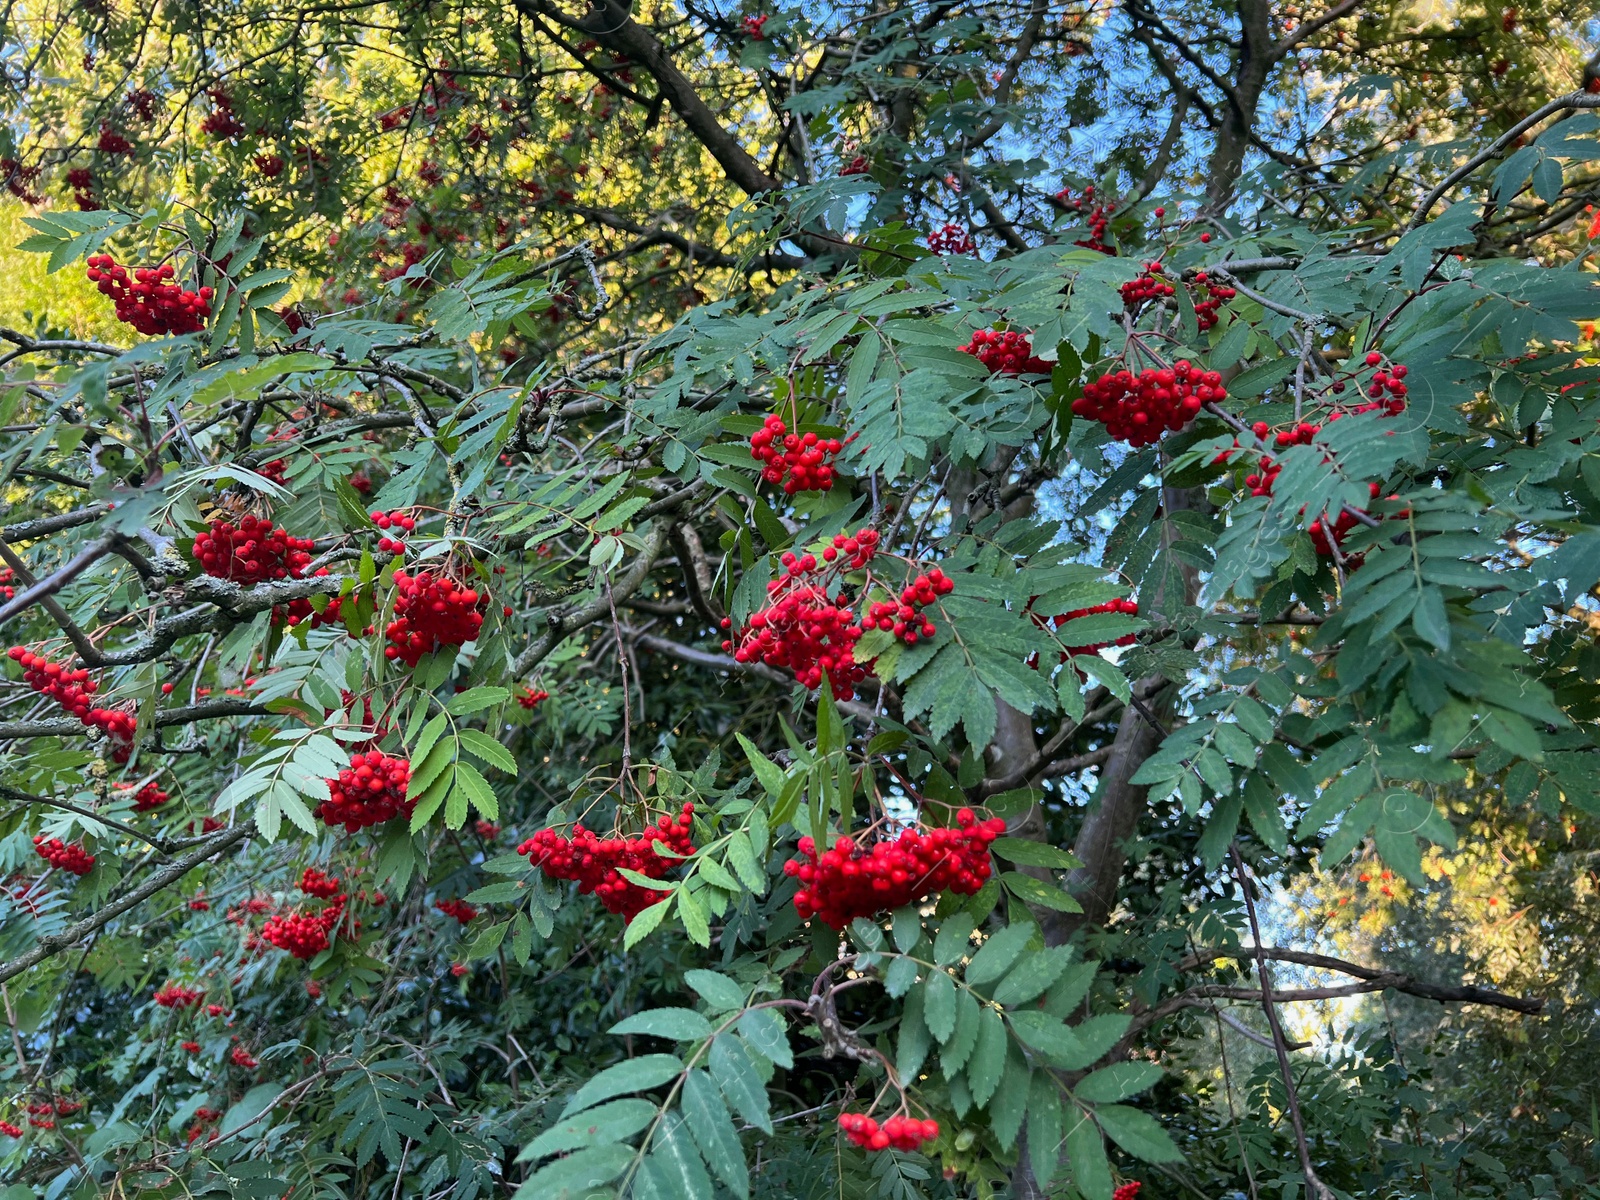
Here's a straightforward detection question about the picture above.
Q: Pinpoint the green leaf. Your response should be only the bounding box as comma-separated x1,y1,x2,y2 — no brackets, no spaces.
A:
988,1044,1031,1149
991,837,1083,869
682,1070,749,1199
736,1007,791,1068
1412,586,1451,651
624,899,672,950
993,946,1075,1008
683,969,745,1013
452,760,500,821
1093,1104,1184,1163
1007,1010,1086,1067
1027,1073,1064,1187
562,1054,684,1117
709,1035,772,1134
649,1114,713,1200
933,912,975,966
1001,871,1083,913
965,921,1037,986
445,686,510,715
1073,1062,1163,1104
968,1007,1007,1108
897,979,931,1081
512,1143,634,1199
677,885,711,947
458,729,517,774
1066,1107,1113,1200
884,955,920,998
610,1008,714,1042
724,831,767,893
923,969,958,1043
519,1098,657,1162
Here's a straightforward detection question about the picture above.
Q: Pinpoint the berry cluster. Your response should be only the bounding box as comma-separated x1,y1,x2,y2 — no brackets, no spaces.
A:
34,837,95,875
1114,1183,1143,1200
153,984,204,1008
1355,353,1409,412
298,867,342,898
840,154,871,176
435,898,478,923
231,1046,259,1069
823,527,881,569
865,568,954,646
85,255,213,336
371,509,417,555
722,552,870,700
316,750,413,832
838,1113,940,1152
254,153,285,178
749,416,847,493
1309,481,1383,559
1071,361,1226,447
200,87,246,139
193,516,315,584
0,567,13,602
519,804,696,921
1054,185,1114,253
959,329,1052,376
10,646,137,760
518,686,549,709
131,781,170,812
0,1122,20,1138
261,895,346,959
384,569,493,666
1120,263,1175,310
1189,271,1237,332
784,808,1005,927
742,13,767,37
926,222,975,255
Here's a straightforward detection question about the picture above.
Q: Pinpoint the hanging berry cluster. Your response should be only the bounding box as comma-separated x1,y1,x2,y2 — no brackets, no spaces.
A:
0,1122,21,1137
784,808,1005,928
84,255,214,336
298,867,342,898
231,1045,259,1069
0,567,15,602
261,894,346,960
1120,263,1175,310
1189,271,1237,332
9,647,137,760
316,750,413,832
721,547,872,701
518,686,549,709
749,416,848,494
384,569,494,666
959,329,1053,375
1071,362,1226,447
153,983,204,1008
865,568,954,646
33,837,95,875
131,781,169,812
370,509,416,555
435,898,477,924
838,1113,940,1152
926,222,975,255
1113,1183,1143,1200
519,804,696,921
1054,185,1114,253
741,13,767,37
193,516,315,584
199,87,246,139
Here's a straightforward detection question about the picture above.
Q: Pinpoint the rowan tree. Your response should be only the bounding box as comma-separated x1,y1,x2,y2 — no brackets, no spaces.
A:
0,0,1596,1197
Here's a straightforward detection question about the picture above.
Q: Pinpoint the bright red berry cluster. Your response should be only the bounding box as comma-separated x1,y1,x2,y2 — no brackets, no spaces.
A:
1054,185,1114,252
1113,1183,1143,1200
10,646,137,760
384,569,492,666
519,803,696,921
0,1122,20,1138
865,568,954,646
1121,262,1176,310
840,154,870,176
131,781,169,812
193,515,314,584
153,983,203,1008
435,898,478,924
317,750,413,832
261,894,345,960
960,329,1052,375
371,509,417,555
231,1046,259,1069
33,837,94,875
722,552,870,700
1309,481,1383,558
742,13,767,37
518,686,549,709
0,567,13,602
200,87,246,139
749,416,847,494
926,222,975,255
298,867,342,898
52,1100,81,1116
84,255,213,336
838,1112,939,1152
784,808,1005,927
822,527,881,569
1071,361,1225,447
1189,270,1237,332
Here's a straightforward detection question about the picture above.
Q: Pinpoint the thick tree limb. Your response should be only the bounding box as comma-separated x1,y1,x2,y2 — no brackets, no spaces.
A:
0,821,255,985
